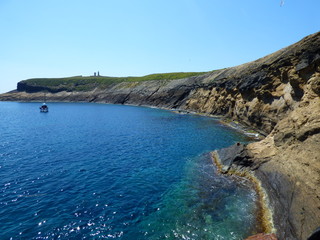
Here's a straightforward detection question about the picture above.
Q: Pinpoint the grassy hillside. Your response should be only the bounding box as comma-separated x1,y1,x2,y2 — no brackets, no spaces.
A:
18,72,209,92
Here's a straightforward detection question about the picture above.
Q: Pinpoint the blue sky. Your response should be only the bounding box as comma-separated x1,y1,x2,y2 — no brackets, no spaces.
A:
0,0,319,93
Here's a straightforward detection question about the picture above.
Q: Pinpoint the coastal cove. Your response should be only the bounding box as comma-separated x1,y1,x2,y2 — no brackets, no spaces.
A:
1,31,320,239
1,102,264,239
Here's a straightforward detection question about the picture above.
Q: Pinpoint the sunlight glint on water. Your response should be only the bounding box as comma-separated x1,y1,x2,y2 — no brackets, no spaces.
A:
0,102,258,239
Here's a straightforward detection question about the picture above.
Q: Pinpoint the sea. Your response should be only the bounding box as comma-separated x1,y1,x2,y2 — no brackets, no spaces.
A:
0,102,261,240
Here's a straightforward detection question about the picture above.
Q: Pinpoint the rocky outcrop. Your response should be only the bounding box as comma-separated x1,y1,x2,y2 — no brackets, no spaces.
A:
1,32,319,240
206,32,320,239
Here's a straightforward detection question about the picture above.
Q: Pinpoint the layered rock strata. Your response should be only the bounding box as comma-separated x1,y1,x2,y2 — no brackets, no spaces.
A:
1,32,319,240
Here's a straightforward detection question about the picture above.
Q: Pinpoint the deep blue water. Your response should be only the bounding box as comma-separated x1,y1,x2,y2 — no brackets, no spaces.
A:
0,102,260,239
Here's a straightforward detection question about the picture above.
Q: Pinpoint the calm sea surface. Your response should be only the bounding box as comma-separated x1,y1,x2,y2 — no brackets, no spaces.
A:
0,102,260,239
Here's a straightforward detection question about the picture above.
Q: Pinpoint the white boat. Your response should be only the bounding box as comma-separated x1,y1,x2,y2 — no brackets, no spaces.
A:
40,103,48,113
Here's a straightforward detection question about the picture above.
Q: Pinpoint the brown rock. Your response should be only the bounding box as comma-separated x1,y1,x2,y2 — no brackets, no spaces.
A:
310,75,320,95
245,233,277,240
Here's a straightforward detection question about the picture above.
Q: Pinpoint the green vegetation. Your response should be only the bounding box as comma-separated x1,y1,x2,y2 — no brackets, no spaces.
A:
20,72,210,92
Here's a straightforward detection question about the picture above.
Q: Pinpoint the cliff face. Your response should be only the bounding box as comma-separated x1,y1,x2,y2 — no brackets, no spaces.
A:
188,33,320,240
1,32,319,240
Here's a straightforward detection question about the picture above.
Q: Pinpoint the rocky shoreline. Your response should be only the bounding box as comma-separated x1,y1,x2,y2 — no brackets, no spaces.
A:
211,145,275,234
1,32,319,239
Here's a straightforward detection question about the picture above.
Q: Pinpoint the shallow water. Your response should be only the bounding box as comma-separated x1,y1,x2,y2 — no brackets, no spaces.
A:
0,102,259,239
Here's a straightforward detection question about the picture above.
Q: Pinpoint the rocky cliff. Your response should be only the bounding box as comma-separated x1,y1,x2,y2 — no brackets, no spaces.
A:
1,31,319,240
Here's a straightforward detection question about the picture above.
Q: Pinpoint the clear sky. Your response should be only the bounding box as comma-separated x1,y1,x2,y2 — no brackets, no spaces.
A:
0,0,319,93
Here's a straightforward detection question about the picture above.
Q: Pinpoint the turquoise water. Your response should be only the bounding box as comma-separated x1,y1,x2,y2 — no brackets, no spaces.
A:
0,102,259,239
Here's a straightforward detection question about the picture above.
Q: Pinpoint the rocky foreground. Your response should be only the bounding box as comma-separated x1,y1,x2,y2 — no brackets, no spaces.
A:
1,32,319,240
